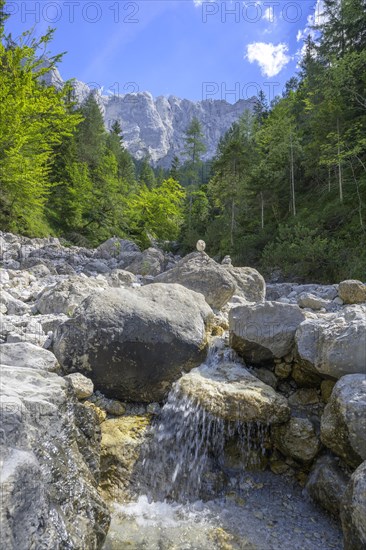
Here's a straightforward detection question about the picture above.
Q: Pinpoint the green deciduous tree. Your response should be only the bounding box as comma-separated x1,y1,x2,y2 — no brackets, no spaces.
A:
0,7,81,235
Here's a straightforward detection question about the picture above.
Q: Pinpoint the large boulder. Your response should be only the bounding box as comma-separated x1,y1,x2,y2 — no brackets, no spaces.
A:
222,265,265,303
341,460,366,549
306,455,350,518
297,292,330,310
95,237,140,260
176,362,290,424
321,374,366,468
0,342,60,372
296,306,366,378
0,363,110,549
154,252,236,309
338,279,366,304
34,276,108,315
229,301,306,364
0,290,30,315
125,247,166,276
271,417,321,463
53,284,214,402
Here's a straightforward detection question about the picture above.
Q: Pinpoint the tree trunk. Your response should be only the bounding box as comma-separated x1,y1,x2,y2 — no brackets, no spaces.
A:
230,198,235,247
290,134,296,216
260,192,264,229
337,118,343,202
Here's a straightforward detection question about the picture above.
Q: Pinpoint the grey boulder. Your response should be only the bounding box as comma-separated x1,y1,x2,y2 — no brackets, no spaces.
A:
154,252,236,309
0,342,60,372
306,455,350,518
222,265,266,303
341,460,366,550
0,364,110,549
53,284,214,402
321,374,366,468
295,305,366,378
229,301,306,364
35,276,108,315
338,279,366,304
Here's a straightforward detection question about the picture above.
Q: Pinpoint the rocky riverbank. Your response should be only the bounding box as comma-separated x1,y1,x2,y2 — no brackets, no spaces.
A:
1,231,365,549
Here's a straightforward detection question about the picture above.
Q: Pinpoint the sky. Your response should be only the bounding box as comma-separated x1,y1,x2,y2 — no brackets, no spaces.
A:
4,0,323,103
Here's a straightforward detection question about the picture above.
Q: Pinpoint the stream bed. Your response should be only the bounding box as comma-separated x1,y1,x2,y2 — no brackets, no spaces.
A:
102,339,344,550
103,470,343,549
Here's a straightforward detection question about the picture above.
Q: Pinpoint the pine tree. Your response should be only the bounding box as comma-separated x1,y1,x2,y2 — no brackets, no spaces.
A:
183,117,206,185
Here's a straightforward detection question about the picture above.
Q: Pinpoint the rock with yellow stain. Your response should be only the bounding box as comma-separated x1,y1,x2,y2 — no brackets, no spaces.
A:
83,401,107,424
99,415,151,502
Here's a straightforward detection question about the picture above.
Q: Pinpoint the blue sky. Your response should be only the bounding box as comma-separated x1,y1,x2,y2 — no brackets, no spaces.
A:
5,0,321,102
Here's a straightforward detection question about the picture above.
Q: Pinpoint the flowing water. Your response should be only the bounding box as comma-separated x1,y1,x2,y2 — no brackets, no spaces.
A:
102,338,343,550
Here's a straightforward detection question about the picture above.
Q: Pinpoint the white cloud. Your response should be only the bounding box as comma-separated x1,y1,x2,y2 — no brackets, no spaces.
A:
193,0,216,7
263,6,275,23
245,42,291,77
296,0,327,44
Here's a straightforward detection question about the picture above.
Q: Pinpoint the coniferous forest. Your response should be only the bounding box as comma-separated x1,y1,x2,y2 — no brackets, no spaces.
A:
0,0,365,283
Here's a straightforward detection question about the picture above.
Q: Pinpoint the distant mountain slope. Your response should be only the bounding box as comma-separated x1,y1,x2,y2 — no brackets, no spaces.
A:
44,67,256,167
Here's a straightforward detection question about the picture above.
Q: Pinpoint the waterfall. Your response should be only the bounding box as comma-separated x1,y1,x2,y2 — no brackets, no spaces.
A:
135,337,270,502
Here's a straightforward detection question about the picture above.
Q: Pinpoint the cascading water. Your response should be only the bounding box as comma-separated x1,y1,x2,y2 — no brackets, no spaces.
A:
134,337,270,502
102,337,343,550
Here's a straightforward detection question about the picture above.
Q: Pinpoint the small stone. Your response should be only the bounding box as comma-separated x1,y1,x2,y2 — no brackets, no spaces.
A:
275,362,292,379
83,401,107,423
252,367,278,389
104,399,126,416
272,417,321,463
321,379,336,403
283,352,294,363
288,388,321,406
291,363,322,388
196,240,206,252
147,402,160,415
270,460,290,475
64,372,94,399
212,325,225,336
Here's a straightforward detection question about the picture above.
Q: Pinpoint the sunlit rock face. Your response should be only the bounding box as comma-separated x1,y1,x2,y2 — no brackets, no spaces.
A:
101,94,256,166
45,67,256,167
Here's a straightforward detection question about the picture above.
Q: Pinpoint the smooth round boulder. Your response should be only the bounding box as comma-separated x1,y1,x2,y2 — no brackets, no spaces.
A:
53,284,214,402
154,252,236,310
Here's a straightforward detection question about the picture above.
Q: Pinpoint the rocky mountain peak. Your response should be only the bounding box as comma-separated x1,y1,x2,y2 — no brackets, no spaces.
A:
41,65,256,167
